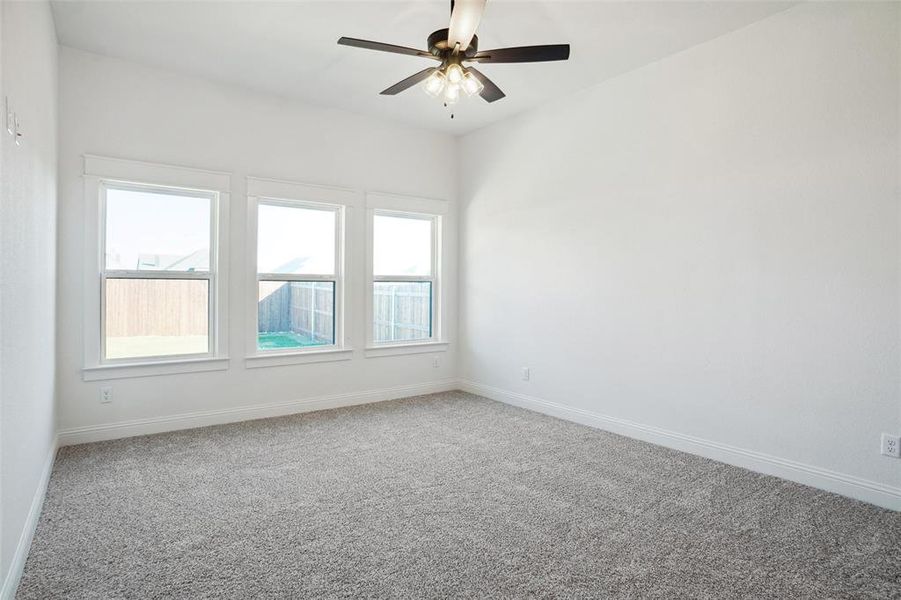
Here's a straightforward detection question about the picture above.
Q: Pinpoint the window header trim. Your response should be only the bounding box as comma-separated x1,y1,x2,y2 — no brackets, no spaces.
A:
247,176,360,208
85,155,231,193
365,191,448,215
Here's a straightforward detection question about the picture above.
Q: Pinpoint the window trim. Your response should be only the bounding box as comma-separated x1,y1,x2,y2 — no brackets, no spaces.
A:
99,181,218,365
245,177,360,368
82,155,231,381
365,192,448,354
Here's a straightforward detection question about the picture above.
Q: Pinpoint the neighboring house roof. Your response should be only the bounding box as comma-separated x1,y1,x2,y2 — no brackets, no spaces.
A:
135,252,312,273
137,249,208,271
270,257,311,274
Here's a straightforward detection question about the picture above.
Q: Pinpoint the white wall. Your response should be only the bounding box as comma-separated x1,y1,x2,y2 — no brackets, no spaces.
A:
459,2,901,506
56,48,458,437
0,0,58,594
37,0,901,515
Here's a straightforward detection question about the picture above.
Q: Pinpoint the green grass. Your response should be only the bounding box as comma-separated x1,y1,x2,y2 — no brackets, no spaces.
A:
257,332,330,350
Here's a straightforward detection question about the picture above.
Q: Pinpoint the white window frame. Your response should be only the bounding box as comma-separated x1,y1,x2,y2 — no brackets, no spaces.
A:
245,177,359,368
82,155,231,381
365,192,449,357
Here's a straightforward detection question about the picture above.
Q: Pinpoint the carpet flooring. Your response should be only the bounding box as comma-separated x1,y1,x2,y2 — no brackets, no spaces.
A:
17,391,901,599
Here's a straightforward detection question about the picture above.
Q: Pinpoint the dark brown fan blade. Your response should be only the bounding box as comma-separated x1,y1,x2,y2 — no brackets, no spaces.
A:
467,68,505,103
337,37,438,60
380,68,438,95
471,44,570,63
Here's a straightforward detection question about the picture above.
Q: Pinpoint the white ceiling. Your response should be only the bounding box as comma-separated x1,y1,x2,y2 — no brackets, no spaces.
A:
50,1,794,135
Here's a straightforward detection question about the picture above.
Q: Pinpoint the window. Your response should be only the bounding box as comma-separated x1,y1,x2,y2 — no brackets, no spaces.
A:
371,211,439,345
245,177,355,368
365,191,447,354
254,200,341,352
101,183,217,362
83,156,229,381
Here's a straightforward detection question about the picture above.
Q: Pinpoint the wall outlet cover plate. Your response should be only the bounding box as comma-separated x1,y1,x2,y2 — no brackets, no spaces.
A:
881,433,900,458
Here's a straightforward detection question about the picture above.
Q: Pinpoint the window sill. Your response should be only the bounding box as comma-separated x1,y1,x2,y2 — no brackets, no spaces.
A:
82,357,230,381
245,348,353,369
364,341,448,358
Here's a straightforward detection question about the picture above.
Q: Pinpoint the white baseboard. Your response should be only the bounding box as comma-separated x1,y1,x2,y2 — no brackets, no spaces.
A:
58,379,459,446
0,435,58,600
459,380,901,512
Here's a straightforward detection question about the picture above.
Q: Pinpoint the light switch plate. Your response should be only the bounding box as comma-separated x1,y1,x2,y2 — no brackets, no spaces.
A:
5,97,13,135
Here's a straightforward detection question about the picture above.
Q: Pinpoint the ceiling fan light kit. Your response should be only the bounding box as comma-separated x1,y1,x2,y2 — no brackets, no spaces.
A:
421,47,484,104
337,0,570,110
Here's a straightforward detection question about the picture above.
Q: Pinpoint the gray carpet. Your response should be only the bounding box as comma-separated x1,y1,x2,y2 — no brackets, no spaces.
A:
17,391,901,599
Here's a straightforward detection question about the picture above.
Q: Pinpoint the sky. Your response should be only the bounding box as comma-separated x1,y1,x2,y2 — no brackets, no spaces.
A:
257,203,335,274
105,187,432,276
373,214,431,276
105,187,210,270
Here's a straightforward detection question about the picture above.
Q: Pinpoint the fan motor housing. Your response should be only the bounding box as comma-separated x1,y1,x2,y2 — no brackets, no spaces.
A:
428,28,479,58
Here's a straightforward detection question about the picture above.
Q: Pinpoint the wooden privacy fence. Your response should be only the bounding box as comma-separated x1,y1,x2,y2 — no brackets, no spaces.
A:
105,278,208,337
258,281,334,342
105,279,430,342
373,282,431,342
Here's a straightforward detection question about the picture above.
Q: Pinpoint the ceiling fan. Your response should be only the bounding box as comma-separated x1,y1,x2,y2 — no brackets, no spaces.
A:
337,0,570,106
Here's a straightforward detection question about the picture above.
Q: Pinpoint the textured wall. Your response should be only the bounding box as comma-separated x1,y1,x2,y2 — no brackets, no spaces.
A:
56,47,458,431
0,0,58,593
459,2,901,498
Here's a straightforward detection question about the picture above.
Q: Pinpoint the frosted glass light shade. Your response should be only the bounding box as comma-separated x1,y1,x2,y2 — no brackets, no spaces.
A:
461,71,484,96
444,82,461,104
445,63,464,84
423,70,446,97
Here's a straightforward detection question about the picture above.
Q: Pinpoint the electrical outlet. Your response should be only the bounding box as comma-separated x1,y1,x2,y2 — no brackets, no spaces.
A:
432,357,440,369
100,386,112,404
881,433,900,458
521,367,530,381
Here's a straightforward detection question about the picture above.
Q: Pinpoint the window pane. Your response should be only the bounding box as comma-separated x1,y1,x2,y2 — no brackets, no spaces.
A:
258,281,335,350
105,186,211,271
105,278,209,359
373,281,432,343
373,214,432,276
258,204,336,275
